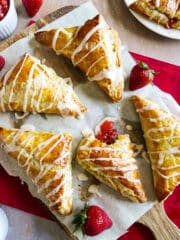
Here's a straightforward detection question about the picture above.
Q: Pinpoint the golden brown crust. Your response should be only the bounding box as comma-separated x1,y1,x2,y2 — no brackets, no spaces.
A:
76,133,147,203
0,53,86,117
0,127,73,215
130,0,180,29
131,95,180,201
35,15,124,102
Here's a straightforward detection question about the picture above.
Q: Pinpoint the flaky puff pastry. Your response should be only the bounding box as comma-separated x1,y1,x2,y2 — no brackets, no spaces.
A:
131,95,180,201
130,0,180,29
35,15,124,102
0,53,86,117
76,132,147,202
0,127,73,215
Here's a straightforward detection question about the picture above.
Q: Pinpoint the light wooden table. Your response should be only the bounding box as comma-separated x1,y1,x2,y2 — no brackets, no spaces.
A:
13,0,180,65
1,1,180,240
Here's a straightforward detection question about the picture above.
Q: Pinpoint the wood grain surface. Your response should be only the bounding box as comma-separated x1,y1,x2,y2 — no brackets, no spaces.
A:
139,201,180,240
0,2,179,240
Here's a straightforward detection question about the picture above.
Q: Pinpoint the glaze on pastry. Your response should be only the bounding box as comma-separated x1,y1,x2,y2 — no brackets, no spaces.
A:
76,132,147,202
129,0,180,29
0,127,73,215
35,15,124,102
131,95,180,201
0,53,86,117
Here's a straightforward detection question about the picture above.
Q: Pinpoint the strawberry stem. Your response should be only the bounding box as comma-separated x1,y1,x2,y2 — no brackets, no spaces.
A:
139,61,149,70
72,203,88,233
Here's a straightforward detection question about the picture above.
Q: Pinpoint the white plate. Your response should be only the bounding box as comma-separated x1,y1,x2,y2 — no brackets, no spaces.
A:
124,0,180,40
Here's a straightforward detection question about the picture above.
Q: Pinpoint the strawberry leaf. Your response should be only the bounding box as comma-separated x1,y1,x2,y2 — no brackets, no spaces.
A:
72,203,88,233
139,61,149,70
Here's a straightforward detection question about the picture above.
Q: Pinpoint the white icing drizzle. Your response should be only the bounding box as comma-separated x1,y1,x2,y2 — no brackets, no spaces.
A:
144,125,180,142
93,165,138,171
111,172,140,183
155,0,161,8
1,130,71,208
155,170,180,180
86,55,106,76
23,62,37,112
38,135,64,164
37,169,64,193
0,64,17,112
80,140,139,183
8,55,28,111
46,179,65,198
0,54,82,116
88,66,124,86
74,40,104,66
35,135,61,158
52,29,62,51
60,26,81,52
71,22,104,64
167,0,179,12
138,101,180,180
79,145,130,153
34,164,52,184
149,112,171,122
17,136,35,167
15,112,29,120
136,104,157,112
82,157,135,164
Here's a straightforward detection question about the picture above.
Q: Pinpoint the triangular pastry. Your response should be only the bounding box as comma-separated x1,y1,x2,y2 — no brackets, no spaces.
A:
0,127,73,215
35,15,124,102
131,95,180,201
0,53,86,117
129,0,180,29
76,132,147,202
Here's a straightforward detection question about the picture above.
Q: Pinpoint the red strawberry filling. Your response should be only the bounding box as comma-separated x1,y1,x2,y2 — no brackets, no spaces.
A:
0,0,9,21
95,120,118,144
166,19,177,29
0,56,5,71
28,19,36,26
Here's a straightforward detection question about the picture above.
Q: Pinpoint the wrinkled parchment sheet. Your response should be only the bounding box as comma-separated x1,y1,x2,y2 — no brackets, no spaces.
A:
0,2,179,240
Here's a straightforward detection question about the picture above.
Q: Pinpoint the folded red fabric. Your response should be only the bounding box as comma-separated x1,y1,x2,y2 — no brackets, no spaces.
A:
0,52,179,238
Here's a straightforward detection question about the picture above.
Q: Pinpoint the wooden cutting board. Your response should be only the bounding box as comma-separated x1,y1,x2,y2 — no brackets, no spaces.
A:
0,5,179,240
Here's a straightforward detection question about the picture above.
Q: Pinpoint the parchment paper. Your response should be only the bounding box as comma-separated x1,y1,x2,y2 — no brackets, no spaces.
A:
0,2,179,240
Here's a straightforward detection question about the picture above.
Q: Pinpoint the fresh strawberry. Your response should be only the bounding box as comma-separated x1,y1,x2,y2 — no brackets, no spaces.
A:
22,0,43,17
28,19,36,26
72,204,112,236
0,56,5,71
129,61,158,90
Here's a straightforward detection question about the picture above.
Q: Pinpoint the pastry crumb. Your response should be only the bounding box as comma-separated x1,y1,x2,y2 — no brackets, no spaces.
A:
77,173,88,181
141,151,150,163
81,128,93,137
126,124,133,130
41,58,46,64
132,143,143,157
88,184,101,197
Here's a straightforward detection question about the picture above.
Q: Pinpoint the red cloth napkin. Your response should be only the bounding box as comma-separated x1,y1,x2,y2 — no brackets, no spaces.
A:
0,52,179,238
